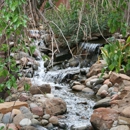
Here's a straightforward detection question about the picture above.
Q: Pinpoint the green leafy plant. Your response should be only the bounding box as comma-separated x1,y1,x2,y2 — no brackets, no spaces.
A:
101,36,130,73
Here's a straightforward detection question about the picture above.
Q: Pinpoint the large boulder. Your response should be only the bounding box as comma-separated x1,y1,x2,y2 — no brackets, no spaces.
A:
44,97,67,116
90,108,119,130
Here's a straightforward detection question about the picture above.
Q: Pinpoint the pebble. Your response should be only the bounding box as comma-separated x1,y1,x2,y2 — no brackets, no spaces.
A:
43,114,50,120
49,116,59,125
19,118,32,126
41,119,48,126
2,112,13,124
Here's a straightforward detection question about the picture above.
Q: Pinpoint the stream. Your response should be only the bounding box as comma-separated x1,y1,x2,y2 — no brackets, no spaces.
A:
31,54,96,129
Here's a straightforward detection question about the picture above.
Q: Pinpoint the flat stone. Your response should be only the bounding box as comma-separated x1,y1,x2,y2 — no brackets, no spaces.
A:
82,87,94,95
19,118,31,126
72,85,85,91
118,116,130,125
0,101,28,114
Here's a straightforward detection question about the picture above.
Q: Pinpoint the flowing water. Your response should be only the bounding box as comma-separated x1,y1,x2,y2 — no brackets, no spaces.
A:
31,42,103,129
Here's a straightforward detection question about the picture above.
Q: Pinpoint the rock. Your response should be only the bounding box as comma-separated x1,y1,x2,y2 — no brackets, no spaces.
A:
31,106,44,116
96,84,108,97
20,106,30,114
49,116,59,125
104,79,113,87
0,114,3,122
0,101,28,114
2,112,13,124
110,125,130,130
90,78,104,86
43,114,50,120
31,125,48,130
7,123,18,130
23,112,33,120
93,97,111,109
19,125,36,130
45,94,54,99
12,109,22,117
121,106,130,118
82,87,94,95
118,116,130,125
20,57,28,66
45,123,53,129
19,118,31,126
93,84,102,94
100,89,108,98
86,81,93,88
13,52,29,60
72,85,85,91
87,60,106,77
41,119,48,126
90,108,119,130
31,119,40,125
109,72,130,85
44,97,67,115
19,93,29,101
0,123,6,130
70,124,88,130
30,84,51,95
13,113,25,126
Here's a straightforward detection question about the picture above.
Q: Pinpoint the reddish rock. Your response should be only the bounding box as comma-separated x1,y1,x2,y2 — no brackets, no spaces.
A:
0,101,28,114
87,60,106,77
103,79,112,87
7,123,18,130
31,106,44,116
30,84,51,95
90,108,119,130
45,97,67,116
109,72,130,85
19,93,29,101
49,116,59,125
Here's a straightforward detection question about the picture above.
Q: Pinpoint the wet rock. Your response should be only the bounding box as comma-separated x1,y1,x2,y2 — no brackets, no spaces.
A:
19,118,31,126
90,108,119,130
44,97,67,116
82,87,94,95
90,78,104,86
49,116,59,125
41,119,48,126
0,101,28,114
96,84,108,97
70,124,88,130
30,84,51,95
110,125,130,130
72,85,85,91
87,60,106,77
31,106,44,116
2,112,13,124
93,97,111,109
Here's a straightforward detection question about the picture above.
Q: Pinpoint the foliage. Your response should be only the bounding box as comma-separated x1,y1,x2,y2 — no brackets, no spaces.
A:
102,0,129,36
0,0,28,94
101,36,130,73
44,0,108,46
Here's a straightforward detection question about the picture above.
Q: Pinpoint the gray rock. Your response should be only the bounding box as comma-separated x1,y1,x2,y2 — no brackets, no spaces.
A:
43,114,50,120
45,123,53,130
41,119,48,126
90,78,104,86
19,118,31,126
70,124,88,130
93,97,111,109
20,106,30,114
2,112,13,124
32,125,48,130
31,118,40,125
